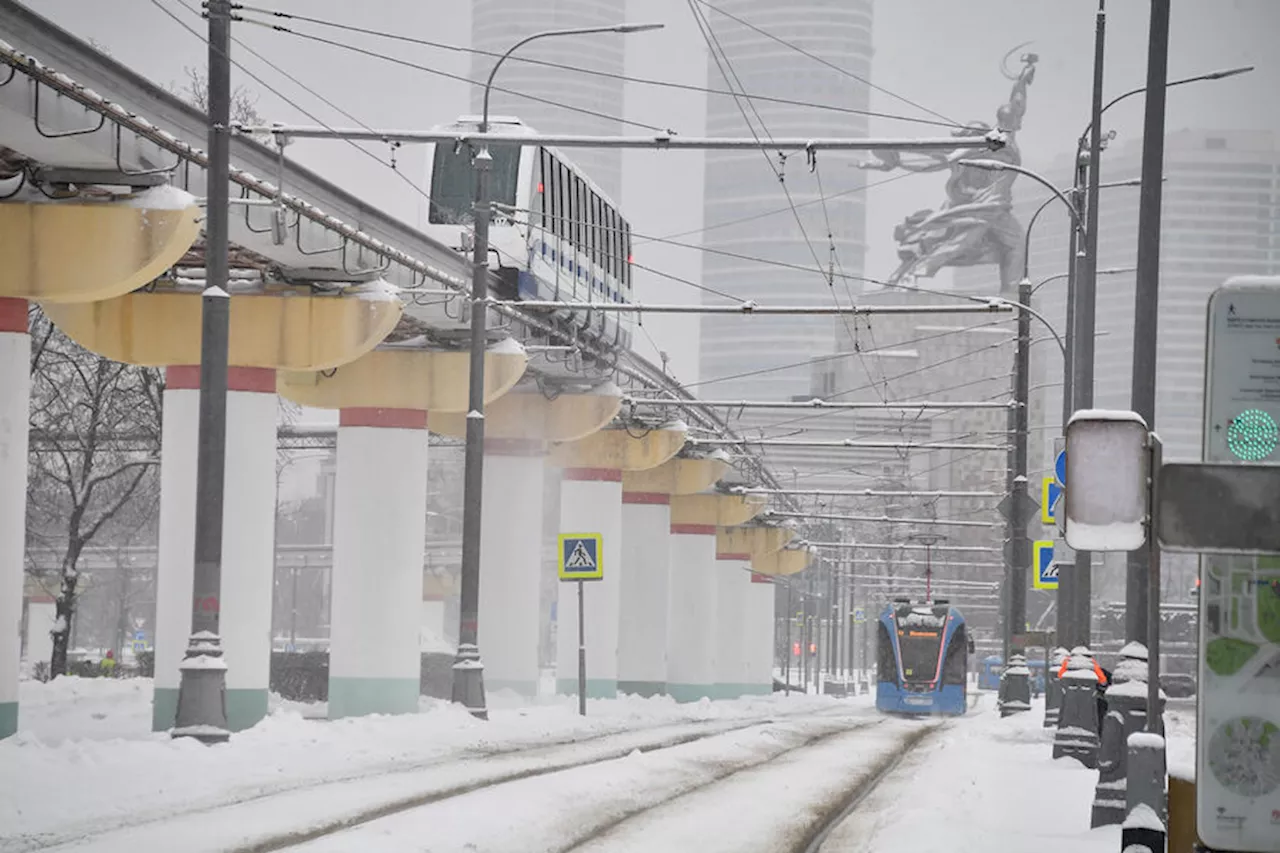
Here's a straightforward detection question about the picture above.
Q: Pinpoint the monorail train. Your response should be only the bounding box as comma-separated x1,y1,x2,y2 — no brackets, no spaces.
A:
421,116,633,350
875,600,971,716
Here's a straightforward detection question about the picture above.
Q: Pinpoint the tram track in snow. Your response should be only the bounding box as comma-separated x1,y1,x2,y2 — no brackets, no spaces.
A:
20,704,870,853
259,711,939,853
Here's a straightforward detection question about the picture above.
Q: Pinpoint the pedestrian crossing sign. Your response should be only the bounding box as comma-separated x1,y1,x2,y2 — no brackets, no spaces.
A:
1032,540,1058,590
558,533,603,581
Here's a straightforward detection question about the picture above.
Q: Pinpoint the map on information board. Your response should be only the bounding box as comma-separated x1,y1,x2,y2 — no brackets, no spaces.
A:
1198,281,1280,851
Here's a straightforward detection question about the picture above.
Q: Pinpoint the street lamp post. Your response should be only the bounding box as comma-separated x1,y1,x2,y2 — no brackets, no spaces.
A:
172,0,233,743
959,158,1085,690
452,22,663,719
1069,57,1251,648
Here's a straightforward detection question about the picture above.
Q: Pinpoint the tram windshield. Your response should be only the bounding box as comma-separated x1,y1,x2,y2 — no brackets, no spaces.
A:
428,142,520,224
897,629,943,682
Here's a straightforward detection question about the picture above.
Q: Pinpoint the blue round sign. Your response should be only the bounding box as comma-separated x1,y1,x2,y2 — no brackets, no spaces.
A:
1055,449,1066,485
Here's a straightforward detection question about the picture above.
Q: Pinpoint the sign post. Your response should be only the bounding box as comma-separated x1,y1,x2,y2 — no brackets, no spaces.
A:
558,533,603,716
1191,279,1280,853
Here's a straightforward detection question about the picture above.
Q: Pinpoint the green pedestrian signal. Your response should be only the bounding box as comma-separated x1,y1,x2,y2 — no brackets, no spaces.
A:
1226,408,1278,461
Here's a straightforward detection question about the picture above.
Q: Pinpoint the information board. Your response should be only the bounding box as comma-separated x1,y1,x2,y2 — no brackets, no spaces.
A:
1197,279,1280,852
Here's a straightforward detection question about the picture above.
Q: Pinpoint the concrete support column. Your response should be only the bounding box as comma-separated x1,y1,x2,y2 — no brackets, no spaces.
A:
153,366,278,732
714,552,750,700
0,298,29,739
478,440,545,697
667,525,717,702
744,573,776,696
618,491,671,697
556,468,622,699
328,407,429,718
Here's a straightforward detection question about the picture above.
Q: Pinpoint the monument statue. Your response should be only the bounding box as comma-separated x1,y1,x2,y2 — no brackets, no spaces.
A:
860,47,1038,294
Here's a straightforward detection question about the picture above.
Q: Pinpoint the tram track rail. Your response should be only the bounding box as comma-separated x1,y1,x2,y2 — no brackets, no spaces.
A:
17,705,868,853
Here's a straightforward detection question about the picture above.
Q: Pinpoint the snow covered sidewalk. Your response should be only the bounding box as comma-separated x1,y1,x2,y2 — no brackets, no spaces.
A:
818,697,1197,853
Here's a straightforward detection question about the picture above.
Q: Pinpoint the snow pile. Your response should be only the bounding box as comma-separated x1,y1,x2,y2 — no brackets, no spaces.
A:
124,184,196,210
348,277,400,302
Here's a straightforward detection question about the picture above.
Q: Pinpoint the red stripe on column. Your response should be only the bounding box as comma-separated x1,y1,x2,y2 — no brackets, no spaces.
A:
670,523,716,536
563,467,622,482
27,595,55,604
622,491,670,505
484,438,546,456
164,365,276,393
340,407,428,429
716,552,751,561
750,573,774,584
0,298,28,333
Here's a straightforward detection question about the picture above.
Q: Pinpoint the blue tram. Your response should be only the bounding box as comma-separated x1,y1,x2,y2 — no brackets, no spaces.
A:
875,600,970,716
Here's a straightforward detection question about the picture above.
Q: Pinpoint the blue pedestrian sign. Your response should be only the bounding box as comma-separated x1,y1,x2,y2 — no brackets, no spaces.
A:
1042,477,1064,525
1032,540,1058,590
558,533,603,581
853,607,867,624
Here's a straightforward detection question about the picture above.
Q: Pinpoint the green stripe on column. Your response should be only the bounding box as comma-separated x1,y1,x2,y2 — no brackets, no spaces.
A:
485,678,539,697
554,678,618,699
666,683,713,703
153,687,178,732
328,677,419,719
739,683,773,696
226,688,268,732
0,702,16,739
617,680,666,698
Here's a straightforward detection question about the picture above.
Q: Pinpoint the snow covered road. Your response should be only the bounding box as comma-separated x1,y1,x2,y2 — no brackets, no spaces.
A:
278,711,930,853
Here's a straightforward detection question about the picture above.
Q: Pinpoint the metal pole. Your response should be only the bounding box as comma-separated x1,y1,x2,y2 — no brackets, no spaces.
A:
1071,0,1108,651
289,566,298,648
577,579,586,717
925,544,932,601
1127,0,1172,646
1011,278,1032,643
1146,436,1163,731
784,582,793,695
449,110,492,720
172,0,232,743
1057,169,1084,648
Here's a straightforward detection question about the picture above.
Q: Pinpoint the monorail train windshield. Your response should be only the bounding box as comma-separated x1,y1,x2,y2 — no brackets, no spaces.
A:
428,142,521,225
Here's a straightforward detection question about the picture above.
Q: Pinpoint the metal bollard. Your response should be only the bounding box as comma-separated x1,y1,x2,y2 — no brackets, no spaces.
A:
1092,642,1154,827
1044,646,1068,729
999,653,1032,717
1122,731,1167,853
1053,647,1100,767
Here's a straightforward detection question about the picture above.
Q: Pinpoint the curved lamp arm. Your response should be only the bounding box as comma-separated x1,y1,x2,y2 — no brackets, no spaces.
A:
482,23,663,132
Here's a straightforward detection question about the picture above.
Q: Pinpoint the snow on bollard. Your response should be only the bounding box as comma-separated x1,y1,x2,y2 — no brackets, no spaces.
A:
1126,731,1167,826
1120,802,1165,853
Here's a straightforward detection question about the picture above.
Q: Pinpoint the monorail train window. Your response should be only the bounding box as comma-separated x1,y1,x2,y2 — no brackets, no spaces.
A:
545,153,558,237
536,149,548,230
428,142,519,225
591,193,602,269
602,206,613,278
623,221,632,289
557,160,569,241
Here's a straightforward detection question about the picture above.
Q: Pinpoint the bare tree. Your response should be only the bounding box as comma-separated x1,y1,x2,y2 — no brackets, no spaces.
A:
177,66,275,148
26,309,162,677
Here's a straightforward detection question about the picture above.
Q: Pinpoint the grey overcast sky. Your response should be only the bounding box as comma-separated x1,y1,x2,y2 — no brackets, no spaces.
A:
27,0,1280,385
